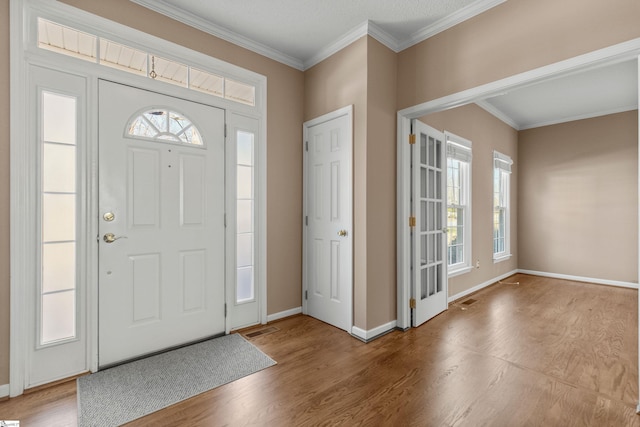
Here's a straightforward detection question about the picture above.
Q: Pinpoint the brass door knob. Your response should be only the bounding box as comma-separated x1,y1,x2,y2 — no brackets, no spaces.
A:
338,230,348,237
103,233,127,243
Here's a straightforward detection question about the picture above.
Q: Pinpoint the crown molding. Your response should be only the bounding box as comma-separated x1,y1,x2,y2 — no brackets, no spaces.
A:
397,0,507,51
303,21,402,70
519,104,638,130
130,0,305,70
130,0,507,71
476,99,521,130
367,21,402,52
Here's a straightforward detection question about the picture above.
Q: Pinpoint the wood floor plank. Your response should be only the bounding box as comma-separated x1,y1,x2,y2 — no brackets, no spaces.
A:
1,274,638,426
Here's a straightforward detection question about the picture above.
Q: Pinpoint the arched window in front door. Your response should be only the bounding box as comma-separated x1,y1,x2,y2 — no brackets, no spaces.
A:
126,108,203,146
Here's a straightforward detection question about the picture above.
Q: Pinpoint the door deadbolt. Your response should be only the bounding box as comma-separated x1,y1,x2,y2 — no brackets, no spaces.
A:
103,212,115,222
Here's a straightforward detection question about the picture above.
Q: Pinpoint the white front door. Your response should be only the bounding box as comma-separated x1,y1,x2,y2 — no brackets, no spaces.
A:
98,80,226,367
303,106,353,332
412,120,448,327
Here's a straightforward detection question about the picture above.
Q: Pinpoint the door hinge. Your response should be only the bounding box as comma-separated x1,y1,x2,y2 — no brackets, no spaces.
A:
409,216,416,227
305,140,308,151
410,298,416,309
409,134,416,145
305,290,308,300
305,215,308,226
224,303,227,317
224,124,227,138
224,213,227,227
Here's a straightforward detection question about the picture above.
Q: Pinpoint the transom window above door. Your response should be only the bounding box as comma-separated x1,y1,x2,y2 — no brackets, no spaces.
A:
37,18,257,106
127,109,203,146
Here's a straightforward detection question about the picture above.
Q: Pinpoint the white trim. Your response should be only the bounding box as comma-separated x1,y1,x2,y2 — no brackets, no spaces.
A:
493,254,513,263
447,270,518,303
0,384,9,398
11,0,267,397
351,320,397,342
478,100,638,131
448,266,474,278
397,0,507,51
518,270,639,290
399,38,640,119
396,114,412,330
475,99,521,130
367,21,402,53
396,38,640,339
519,104,639,130
130,0,304,70
637,55,640,420
266,307,303,323
131,1,506,71
304,22,370,71
9,0,29,398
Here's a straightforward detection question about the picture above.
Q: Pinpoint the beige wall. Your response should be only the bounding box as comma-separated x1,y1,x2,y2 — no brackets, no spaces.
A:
3,0,640,387
365,38,397,328
397,0,640,109
304,36,398,330
421,104,519,297
59,0,306,317
0,0,10,386
304,37,369,328
519,111,639,282
0,0,304,384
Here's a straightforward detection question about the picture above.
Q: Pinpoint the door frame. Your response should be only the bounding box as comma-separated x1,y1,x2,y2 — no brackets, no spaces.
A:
9,0,267,397
302,105,354,332
396,39,640,330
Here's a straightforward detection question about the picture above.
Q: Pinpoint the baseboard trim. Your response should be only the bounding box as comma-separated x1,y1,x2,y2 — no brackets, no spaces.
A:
448,270,519,303
351,320,397,342
266,306,302,323
518,269,638,290
0,383,9,398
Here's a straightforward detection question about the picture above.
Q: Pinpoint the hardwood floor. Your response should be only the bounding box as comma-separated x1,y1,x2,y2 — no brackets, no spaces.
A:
1,274,639,426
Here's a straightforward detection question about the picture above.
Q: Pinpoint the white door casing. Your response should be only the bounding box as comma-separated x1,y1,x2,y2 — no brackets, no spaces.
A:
303,106,353,332
11,0,268,397
412,120,448,327
98,80,226,367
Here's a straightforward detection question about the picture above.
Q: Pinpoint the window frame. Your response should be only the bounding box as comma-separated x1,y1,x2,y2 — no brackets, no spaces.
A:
493,151,512,263
445,132,473,277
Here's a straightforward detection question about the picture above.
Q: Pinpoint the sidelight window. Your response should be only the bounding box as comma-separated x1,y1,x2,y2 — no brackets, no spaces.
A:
236,130,255,303
40,91,78,345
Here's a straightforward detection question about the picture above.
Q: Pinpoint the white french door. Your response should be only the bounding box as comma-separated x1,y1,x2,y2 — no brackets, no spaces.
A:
98,80,226,367
303,106,353,332
411,120,448,327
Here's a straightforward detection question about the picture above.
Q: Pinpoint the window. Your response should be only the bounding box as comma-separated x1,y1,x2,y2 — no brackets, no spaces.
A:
37,18,257,106
493,151,512,262
445,132,472,276
236,130,255,303
127,109,203,145
40,91,78,345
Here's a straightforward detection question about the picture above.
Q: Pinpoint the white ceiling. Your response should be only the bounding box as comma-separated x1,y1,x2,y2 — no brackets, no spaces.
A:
478,60,638,130
130,0,638,130
131,0,506,70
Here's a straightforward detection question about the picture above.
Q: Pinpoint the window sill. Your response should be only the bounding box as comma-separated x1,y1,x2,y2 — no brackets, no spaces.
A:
448,265,473,278
493,254,512,264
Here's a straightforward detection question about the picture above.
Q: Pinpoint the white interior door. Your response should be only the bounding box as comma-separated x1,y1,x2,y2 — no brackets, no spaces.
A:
412,120,448,327
98,80,226,367
303,106,353,332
